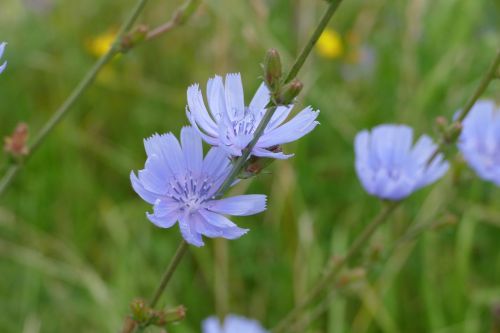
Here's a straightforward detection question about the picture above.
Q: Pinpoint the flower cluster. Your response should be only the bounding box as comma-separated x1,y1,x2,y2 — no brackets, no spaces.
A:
131,71,320,246
458,100,500,185
355,124,449,200
202,315,268,333
0,42,7,74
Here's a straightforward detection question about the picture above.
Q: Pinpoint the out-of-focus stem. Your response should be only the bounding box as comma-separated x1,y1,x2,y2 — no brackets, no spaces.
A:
126,0,349,329
272,201,400,333
426,50,500,166
146,0,201,41
0,0,150,197
0,0,203,198
216,0,347,196
149,240,189,308
284,0,344,83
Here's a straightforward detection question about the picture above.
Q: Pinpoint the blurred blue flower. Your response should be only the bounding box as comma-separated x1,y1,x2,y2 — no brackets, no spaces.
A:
355,124,449,200
0,42,7,74
458,100,500,185
186,73,319,159
130,126,267,247
202,314,268,333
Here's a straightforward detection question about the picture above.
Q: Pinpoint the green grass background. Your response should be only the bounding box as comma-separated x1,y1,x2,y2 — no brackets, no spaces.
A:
1,0,499,332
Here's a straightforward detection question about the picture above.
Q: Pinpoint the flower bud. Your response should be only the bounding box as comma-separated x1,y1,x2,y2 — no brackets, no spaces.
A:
4,122,29,158
130,299,148,323
278,79,303,105
263,48,282,92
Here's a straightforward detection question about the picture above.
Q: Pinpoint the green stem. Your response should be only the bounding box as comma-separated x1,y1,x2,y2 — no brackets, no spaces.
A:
272,201,400,333
456,51,500,123
214,105,278,198
0,0,150,198
215,0,346,196
149,240,189,308
284,0,344,83
426,50,500,166
126,0,348,327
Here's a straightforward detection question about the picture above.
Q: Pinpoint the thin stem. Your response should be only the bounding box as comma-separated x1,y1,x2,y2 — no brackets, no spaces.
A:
272,201,399,333
125,0,348,329
149,240,189,308
214,105,278,198
456,51,500,123
426,50,500,166
284,0,344,83
146,0,201,41
0,0,152,198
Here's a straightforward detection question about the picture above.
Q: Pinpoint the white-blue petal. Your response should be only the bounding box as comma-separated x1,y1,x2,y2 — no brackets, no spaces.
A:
207,194,267,216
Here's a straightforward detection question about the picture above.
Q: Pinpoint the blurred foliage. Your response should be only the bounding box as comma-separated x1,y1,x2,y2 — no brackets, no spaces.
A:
0,0,499,332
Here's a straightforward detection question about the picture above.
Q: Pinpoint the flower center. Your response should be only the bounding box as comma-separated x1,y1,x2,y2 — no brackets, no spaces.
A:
232,108,257,136
168,173,214,212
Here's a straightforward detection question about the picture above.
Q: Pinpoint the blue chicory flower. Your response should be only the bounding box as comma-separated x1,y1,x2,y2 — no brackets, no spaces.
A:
202,314,268,333
130,126,267,247
0,42,7,74
458,100,500,185
186,73,319,159
355,124,449,201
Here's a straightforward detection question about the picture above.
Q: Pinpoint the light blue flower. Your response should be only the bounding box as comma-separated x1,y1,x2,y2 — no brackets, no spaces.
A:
458,100,500,185
202,314,268,333
186,73,319,159
355,124,449,201
0,42,7,74
130,126,267,247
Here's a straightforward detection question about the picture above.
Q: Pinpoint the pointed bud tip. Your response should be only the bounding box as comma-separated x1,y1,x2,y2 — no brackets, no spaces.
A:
263,48,282,92
278,79,303,105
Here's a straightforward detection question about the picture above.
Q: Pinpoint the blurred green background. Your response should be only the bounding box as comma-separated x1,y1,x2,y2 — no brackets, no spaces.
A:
1,0,499,332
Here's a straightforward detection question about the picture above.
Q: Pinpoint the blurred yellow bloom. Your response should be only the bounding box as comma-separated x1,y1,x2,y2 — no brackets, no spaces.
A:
316,29,343,59
86,30,117,58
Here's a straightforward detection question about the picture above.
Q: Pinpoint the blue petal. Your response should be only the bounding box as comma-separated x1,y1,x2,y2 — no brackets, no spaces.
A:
252,147,293,160
147,199,180,228
202,147,231,181
207,195,267,216
181,126,203,175
267,105,293,131
143,133,186,176
224,73,245,119
187,108,221,146
224,314,269,333
178,215,204,247
249,82,270,111
207,75,227,120
130,171,158,204
198,210,248,240
0,42,6,74
187,84,218,136
202,317,221,333
258,107,319,148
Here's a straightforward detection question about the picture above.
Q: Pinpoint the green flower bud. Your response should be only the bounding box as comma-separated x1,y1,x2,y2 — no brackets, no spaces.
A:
278,79,303,105
263,48,282,92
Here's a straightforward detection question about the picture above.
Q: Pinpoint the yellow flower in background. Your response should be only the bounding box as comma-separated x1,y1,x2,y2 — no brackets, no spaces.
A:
86,29,117,58
316,28,343,59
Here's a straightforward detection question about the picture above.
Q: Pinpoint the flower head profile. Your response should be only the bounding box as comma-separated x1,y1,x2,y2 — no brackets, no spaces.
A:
458,100,500,185
0,42,7,74
355,124,449,201
202,314,268,333
186,73,319,159
130,126,267,247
